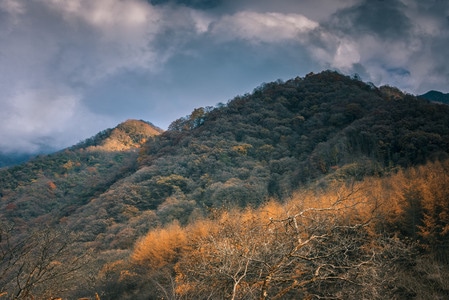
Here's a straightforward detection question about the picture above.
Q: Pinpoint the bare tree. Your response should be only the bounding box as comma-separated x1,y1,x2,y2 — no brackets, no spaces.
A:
173,184,415,299
0,221,89,299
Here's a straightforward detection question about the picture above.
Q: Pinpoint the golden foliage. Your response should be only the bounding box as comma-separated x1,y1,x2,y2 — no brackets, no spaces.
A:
129,160,449,298
231,144,252,155
131,221,188,270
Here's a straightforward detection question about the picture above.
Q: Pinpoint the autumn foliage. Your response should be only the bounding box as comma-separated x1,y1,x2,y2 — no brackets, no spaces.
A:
121,160,449,299
132,222,189,270
1,72,449,298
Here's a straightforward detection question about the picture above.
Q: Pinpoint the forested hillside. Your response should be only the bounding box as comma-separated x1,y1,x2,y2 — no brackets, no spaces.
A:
1,71,449,299
0,153,35,168
420,90,449,105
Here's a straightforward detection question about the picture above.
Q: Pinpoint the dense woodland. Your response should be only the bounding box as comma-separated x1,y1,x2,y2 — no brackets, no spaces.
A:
1,71,449,299
419,90,449,105
0,154,35,169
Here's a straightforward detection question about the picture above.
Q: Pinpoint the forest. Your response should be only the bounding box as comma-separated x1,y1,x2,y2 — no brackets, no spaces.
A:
1,71,449,299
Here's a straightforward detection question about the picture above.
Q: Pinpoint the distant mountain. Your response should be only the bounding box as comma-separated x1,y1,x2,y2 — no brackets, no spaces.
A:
419,90,449,104
0,153,35,168
1,71,449,298
0,119,163,169
0,118,162,225
71,119,163,151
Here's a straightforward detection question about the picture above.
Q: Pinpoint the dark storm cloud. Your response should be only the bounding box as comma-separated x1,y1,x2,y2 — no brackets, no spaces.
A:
311,0,449,93
409,0,449,91
330,0,412,39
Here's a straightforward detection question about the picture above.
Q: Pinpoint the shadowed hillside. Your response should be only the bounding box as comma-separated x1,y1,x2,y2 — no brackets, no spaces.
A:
0,153,35,168
419,90,449,105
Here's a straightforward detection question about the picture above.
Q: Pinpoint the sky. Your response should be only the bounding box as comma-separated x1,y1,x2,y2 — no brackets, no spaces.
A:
0,0,448,153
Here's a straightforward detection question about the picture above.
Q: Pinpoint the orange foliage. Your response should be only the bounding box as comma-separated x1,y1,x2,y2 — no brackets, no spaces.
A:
131,160,449,298
47,181,57,190
131,221,188,269
415,161,449,244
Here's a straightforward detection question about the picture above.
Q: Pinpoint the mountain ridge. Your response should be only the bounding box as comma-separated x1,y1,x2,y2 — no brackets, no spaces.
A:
1,70,449,298
70,119,163,151
0,119,161,226
3,71,449,229
419,90,449,105
0,119,163,168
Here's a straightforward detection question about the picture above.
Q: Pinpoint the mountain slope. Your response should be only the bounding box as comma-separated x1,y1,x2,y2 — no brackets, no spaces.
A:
0,119,162,227
39,71,449,250
0,153,35,168
1,71,449,298
71,119,163,151
3,71,449,240
419,90,449,105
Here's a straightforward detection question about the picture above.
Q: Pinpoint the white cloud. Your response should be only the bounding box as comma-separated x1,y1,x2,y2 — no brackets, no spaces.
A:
0,0,171,152
0,0,165,88
4,88,77,133
0,86,109,153
40,0,164,82
0,0,24,16
44,0,155,33
333,40,360,70
305,29,361,72
190,10,213,33
210,11,318,43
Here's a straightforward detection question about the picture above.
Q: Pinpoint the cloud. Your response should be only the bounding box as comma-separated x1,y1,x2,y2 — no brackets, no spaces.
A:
330,0,412,39
0,0,24,17
0,0,169,86
210,11,318,43
149,0,221,9
0,85,111,153
0,0,172,153
40,0,164,83
301,0,449,93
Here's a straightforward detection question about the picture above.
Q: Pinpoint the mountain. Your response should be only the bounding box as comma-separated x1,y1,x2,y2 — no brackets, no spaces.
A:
1,71,449,299
71,119,163,151
419,90,449,105
0,119,163,169
0,119,162,227
0,153,35,168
